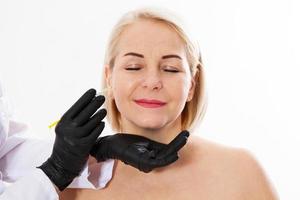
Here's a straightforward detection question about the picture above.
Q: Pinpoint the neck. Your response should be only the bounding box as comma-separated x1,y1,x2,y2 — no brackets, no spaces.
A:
119,116,182,144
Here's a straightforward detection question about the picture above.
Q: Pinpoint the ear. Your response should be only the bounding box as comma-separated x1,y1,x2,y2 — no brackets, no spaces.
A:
104,65,114,99
187,74,196,102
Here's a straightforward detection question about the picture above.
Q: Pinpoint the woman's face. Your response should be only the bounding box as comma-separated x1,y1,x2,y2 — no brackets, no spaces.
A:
106,19,195,131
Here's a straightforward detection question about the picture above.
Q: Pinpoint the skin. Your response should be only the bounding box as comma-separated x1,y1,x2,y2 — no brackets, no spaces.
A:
59,19,278,199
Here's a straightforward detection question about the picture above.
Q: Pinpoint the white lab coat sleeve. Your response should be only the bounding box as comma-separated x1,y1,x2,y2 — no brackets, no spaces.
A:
0,135,54,183
0,169,58,200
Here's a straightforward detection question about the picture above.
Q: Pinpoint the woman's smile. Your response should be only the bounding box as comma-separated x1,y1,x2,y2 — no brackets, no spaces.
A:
134,99,167,108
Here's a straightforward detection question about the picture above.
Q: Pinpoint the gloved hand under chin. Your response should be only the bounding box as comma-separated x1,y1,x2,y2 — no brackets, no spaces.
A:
90,130,190,173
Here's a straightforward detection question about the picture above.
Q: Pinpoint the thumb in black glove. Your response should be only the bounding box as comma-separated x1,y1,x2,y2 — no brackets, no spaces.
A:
38,88,106,191
90,130,189,173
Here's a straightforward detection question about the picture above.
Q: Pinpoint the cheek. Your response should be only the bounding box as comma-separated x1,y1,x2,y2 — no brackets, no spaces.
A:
111,80,128,114
111,72,136,103
168,76,191,100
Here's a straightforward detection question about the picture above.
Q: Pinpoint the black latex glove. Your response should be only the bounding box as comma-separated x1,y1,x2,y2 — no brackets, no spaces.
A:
38,89,106,191
90,130,189,173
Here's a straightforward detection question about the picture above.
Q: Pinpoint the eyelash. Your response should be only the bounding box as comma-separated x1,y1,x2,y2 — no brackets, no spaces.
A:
125,67,179,73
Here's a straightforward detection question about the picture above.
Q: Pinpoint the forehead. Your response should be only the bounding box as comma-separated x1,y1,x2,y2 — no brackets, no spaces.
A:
117,19,186,56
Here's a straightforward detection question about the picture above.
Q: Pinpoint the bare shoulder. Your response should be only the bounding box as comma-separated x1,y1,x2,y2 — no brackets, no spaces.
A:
185,135,279,200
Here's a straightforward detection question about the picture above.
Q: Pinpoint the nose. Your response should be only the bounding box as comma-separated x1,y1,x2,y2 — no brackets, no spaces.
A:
141,69,163,91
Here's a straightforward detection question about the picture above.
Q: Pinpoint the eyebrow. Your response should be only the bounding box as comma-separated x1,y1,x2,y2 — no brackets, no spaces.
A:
123,52,182,60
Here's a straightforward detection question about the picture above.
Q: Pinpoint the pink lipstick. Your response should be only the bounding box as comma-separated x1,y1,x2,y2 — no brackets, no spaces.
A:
134,99,166,108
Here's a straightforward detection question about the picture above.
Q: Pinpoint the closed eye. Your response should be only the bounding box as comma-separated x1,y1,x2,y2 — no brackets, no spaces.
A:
125,67,141,70
164,69,179,73
163,66,180,73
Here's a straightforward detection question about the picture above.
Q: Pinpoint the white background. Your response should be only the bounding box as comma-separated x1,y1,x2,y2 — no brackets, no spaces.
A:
1,0,299,199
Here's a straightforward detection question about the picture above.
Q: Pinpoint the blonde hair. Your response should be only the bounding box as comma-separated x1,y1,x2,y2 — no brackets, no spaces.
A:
101,7,208,133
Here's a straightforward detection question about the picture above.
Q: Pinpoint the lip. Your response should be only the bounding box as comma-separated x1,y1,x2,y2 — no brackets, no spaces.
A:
134,99,166,108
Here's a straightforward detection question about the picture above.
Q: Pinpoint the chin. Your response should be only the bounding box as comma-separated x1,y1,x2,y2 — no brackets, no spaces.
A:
134,120,167,130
